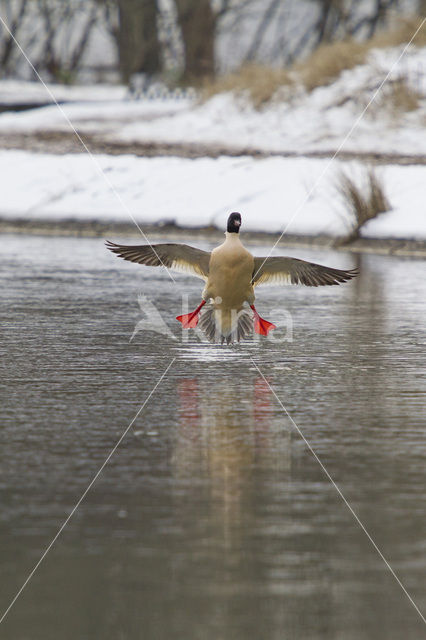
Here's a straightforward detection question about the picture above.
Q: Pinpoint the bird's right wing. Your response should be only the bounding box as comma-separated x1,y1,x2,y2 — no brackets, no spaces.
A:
106,241,211,280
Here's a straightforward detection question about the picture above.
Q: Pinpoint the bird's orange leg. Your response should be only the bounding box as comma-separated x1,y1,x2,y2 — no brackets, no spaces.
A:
176,300,206,329
250,304,276,336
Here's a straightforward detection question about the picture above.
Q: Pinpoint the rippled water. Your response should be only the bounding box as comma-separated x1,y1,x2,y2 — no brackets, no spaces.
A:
1,234,426,639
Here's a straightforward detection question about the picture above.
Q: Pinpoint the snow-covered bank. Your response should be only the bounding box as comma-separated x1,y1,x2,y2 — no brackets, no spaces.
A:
1,46,425,244
1,46,425,157
0,80,128,106
110,46,426,157
0,150,424,241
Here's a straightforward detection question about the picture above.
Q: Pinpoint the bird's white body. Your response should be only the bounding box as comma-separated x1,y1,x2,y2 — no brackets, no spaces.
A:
206,233,254,303
201,232,255,339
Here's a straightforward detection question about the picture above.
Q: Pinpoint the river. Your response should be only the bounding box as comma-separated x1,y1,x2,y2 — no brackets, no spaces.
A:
1,233,425,639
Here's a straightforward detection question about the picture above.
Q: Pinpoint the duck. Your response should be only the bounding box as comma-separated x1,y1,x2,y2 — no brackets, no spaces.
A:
106,212,358,343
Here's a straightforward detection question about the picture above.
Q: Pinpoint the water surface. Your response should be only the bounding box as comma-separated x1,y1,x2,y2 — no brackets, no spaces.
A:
1,234,426,639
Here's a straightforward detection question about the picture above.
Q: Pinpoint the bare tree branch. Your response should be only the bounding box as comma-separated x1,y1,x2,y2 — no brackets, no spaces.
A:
244,0,282,62
69,4,98,73
0,0,29,72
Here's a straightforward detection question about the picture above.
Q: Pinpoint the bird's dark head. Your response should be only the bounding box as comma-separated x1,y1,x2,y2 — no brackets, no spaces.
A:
227,212,242,233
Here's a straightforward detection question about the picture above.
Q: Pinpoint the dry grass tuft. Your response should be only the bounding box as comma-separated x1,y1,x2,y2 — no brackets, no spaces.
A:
203,15,426,108
336,168,391,244
386,77,421,114
371,16,426,49
296,16,426,93
202,64,293,108
295,39,367,92
368,76,422,121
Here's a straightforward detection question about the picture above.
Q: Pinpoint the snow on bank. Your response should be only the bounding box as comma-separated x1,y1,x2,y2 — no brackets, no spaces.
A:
0,150,424,240
111,46,426,156
1,47,425,155
0,80,128,105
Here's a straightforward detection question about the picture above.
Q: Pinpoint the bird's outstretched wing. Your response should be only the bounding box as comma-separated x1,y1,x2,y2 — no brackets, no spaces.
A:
252,256,358,287
106,241,211,280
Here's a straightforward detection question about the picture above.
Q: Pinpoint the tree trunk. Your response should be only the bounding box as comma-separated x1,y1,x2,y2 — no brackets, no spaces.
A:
117,0,161,82
175,0,215,82
316,0,333,45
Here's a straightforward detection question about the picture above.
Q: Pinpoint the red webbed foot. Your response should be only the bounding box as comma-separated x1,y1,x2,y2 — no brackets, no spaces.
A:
250,305,276,336
176,300,206,329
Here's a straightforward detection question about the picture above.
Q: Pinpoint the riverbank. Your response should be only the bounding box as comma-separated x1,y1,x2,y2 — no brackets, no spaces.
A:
2,218,426,257
1,48,425,258
1,150,425,243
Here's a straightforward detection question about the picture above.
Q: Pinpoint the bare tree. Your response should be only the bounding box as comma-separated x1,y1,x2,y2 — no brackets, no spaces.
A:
116,0,161,82
0,0,416,85
349,0,400,38
34,0,102,83
244,0,282,62
68,3,99,75
308,0,401,45
0,0,29,75
175,0,215,81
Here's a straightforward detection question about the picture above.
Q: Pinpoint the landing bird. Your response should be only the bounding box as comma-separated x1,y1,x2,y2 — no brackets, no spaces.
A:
106,212,358,343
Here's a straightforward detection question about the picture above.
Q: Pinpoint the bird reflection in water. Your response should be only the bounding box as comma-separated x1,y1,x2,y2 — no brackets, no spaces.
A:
173,376,291,547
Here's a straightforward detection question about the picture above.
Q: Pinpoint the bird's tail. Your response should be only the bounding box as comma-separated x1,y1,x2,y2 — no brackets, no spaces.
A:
198,304,253,344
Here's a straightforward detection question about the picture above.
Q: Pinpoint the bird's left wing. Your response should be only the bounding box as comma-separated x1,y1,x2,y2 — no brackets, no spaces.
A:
106,241,211,280
252,256,358,287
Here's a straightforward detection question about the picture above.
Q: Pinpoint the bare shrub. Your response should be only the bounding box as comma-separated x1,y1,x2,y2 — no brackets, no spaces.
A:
336,168,391,244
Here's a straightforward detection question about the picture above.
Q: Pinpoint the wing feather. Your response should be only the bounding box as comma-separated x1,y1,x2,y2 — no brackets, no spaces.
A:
252,256,358,287
106,241,210,280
